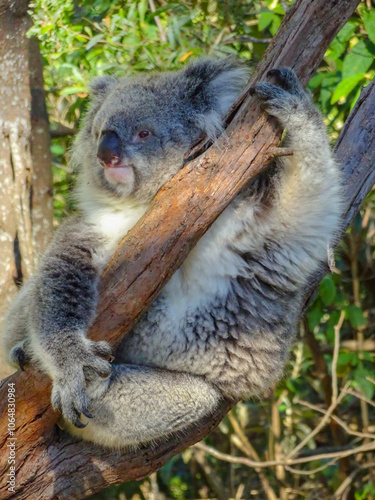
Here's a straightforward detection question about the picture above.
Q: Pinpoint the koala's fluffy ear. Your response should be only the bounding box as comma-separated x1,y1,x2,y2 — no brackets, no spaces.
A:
89,75,117,100
180,57,250,139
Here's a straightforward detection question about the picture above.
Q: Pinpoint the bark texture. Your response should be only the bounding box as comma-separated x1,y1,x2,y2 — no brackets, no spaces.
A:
0,0,367,498
0,1,53,379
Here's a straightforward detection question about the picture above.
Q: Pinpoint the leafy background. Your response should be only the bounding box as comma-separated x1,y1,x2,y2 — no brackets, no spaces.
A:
28,0,375,498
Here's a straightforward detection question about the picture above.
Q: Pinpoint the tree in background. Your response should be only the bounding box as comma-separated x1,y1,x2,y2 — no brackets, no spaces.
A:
1,0,375,498
0,0,53,379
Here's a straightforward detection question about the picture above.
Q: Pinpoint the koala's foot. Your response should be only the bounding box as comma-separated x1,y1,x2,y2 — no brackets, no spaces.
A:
9,341,30,371
249,67,316,126
51,338,114,429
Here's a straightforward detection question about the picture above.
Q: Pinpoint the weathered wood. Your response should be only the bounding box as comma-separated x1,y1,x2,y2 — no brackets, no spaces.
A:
0,2,53,380
0,0,364,498
303,77,375,303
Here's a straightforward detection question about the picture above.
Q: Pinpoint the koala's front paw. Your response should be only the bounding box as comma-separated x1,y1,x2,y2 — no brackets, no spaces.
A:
250,68,311,123
51,338,113,428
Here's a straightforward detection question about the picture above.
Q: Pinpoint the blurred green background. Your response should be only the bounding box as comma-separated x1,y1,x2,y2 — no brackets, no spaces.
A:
28,0,375,498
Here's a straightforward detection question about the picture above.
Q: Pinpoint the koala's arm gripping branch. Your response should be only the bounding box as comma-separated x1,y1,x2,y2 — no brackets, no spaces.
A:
0,0,365,497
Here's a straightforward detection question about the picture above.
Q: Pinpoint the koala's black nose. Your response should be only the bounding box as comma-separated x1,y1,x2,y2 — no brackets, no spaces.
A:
97,131,121,168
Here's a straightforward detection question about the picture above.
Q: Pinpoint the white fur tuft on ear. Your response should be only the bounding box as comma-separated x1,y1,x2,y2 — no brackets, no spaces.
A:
195,111,224,142
89,76,118,98
210,66,250,116
181,57,250,141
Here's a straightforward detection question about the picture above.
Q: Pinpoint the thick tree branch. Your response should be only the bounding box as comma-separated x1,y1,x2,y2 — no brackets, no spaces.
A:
0,0,366,498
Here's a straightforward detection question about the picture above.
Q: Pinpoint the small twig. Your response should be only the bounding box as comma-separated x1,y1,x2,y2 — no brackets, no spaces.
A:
195,439,375,469
287,382,349,459
194,449,227,500
148,0,167,43
334,462,375,498
289,441,375,465
195,442,277,468
235,483,245,500
269,146,294,158
224,35,273,44
295,398,375,440
228,412,278,500
345,388,375,408
332,309,345,402
285,459,338,476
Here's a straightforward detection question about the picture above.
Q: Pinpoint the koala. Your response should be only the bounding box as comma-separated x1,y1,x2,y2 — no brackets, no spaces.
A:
2,59,342,448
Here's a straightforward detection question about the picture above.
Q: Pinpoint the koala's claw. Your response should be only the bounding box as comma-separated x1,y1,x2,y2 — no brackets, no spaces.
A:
266,68,304,96
92,340,115,364
250,68,312,124
10,343,30,371
52,376,91,428
51,338,113,427
82,409,95,419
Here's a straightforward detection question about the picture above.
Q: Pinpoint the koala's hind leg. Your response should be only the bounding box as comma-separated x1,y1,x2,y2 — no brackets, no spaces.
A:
63,364,222,448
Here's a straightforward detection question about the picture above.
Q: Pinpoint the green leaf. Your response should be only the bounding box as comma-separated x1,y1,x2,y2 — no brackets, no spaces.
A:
342,39,375,80
319,74,340,112
307,303,323,331
319,276,336,305
60,85,87,96
138,0,148,24
258,12,274,31
85,34,104,51
349,85,363,111
308,72,326,90
83,26,93,37
51,144,65,156
270,15,281,36
331,73,365,103
326,21,357,62
40,24,54,34
347,305,366,329
363,9,375,45
353,366,375,399
74,35,88,43
326,38,346,62
337,352,357,369
337,21,357,43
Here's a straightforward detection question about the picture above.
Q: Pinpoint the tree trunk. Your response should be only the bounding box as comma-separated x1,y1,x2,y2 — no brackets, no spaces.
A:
0,1,53,379
0,0,368,498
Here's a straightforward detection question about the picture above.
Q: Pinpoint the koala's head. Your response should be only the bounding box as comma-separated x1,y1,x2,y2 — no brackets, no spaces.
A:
73,58,249,204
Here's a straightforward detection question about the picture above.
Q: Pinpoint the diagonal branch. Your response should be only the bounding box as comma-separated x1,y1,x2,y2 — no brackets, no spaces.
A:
0,0,367,498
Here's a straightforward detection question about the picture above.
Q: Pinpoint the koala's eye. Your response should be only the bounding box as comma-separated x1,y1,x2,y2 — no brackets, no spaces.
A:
137,130,151,139
133,129,153,144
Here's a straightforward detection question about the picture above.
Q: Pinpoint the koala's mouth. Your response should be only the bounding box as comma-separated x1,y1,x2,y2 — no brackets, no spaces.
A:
103,164,134,185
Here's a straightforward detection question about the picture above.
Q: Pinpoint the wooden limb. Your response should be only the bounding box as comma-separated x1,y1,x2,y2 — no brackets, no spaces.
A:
0,0,365,498
303,77,375,304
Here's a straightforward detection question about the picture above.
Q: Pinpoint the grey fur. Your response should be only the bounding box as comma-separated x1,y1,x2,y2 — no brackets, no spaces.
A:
2,61,342,447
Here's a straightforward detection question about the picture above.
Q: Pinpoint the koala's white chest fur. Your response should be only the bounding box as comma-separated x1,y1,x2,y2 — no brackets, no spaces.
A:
81,200,149,270
84,198,260,323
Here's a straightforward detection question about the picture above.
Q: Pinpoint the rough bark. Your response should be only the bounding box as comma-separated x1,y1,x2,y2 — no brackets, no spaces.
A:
0,0,366,498
303,78,375,302
28,38,54,256
0,1,53,379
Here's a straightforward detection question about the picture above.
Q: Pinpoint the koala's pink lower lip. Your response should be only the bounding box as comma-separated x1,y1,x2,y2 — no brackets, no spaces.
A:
104,165,134,185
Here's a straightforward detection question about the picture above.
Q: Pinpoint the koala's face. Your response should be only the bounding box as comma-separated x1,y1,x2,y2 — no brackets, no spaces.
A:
73,58,249,203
